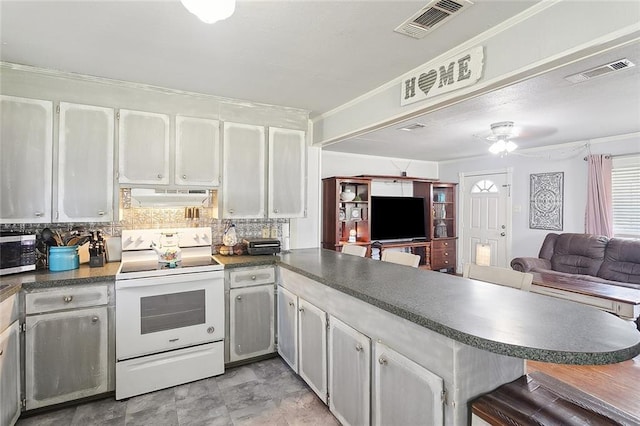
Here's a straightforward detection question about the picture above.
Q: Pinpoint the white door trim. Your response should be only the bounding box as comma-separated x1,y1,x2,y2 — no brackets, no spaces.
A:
458,168,513,268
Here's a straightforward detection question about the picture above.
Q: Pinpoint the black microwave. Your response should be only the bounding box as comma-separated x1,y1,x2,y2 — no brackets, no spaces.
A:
0,232,37,276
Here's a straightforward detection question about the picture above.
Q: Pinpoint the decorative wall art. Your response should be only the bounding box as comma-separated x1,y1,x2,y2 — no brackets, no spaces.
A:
529,172,564,230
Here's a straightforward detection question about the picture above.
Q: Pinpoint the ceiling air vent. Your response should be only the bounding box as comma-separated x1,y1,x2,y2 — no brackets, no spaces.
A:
394,0,473,40
564,59,636,83
398,123,427,131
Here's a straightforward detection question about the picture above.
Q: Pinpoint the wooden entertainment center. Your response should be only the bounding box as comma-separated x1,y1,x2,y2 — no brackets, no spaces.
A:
321,175,458,272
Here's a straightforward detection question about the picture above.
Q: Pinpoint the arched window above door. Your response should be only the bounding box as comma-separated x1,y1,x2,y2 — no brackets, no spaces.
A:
471,179,499,193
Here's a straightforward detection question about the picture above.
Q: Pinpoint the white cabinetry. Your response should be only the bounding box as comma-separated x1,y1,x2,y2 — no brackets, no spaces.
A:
328,316,370,426
25,285,110,410
222,122,306,219
277,286,298,372
118,109,170,185
298,298,327,403
228,266,276,363
175,116,220,186
373,341,444,426
0,295,20,426
222,122,266,218
57,102,114,222
268,127,306,218
0,95,53,224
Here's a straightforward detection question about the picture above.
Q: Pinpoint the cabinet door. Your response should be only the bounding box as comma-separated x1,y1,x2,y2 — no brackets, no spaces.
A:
175,116,220,186
0,95,53,223
230,284,275,362
25,306,108,410
328,316,370,426
57,102,114,222
268,127,305,218
277,286,298,372
373,341,444,426
222,122,265,218
0,321,20,426
298,298,327,403
118,109,169,184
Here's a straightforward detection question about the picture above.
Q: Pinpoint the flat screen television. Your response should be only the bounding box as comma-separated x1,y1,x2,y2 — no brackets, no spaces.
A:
371,196,426,242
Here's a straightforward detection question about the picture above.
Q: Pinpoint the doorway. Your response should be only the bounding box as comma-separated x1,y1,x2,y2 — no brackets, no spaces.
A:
459,170,512,268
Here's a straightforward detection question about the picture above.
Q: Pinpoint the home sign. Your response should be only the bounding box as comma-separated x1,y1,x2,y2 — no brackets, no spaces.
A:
400,46,484,106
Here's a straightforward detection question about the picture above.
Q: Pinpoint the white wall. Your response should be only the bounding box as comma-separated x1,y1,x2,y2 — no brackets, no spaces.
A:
322,150,438,180
438,134,640,259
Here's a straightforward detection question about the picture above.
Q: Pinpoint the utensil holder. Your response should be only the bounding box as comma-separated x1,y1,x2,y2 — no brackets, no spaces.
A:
89,254,104,267
49,246,80,271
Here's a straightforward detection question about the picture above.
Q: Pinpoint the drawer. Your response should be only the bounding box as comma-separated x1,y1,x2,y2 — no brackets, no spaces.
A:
431,239,456,251
26,285,108,314
229,266,275,288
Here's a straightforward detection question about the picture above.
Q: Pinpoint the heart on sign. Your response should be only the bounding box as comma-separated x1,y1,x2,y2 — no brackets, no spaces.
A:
418,70,437,96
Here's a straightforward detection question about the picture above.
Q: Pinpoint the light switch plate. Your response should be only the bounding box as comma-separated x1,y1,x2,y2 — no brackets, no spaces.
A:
270,227,278,239
262,227,270,238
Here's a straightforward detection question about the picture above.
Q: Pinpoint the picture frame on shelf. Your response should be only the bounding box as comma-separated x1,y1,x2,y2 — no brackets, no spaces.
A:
339,208,346,221
349,207,361,220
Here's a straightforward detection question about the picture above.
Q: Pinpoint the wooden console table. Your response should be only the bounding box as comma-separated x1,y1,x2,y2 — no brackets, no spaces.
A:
372,241,431,269
530,272,640,323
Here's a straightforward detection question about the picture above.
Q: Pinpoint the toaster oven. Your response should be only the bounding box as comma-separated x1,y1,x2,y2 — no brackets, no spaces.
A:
0,232,37,276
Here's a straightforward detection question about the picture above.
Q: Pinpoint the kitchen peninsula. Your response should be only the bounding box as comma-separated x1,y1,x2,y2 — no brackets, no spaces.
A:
275,248,640,425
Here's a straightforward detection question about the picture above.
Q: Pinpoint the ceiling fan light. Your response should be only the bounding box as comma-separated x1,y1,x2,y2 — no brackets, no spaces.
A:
505,140,517,152
181,0,236,24
489,140,505,154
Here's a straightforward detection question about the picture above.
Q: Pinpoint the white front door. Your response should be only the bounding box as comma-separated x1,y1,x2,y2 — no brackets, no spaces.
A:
460,171,511,268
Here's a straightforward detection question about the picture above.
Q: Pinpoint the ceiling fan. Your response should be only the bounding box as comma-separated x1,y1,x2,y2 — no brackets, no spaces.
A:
486,121,518,155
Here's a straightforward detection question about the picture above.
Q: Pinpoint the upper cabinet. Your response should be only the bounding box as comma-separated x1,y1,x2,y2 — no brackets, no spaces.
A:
0,95,53,224
118,109,170,185
222,122,306,219
175,116,220,187
222,122,266,219
57,102,115,222
268,127,306,218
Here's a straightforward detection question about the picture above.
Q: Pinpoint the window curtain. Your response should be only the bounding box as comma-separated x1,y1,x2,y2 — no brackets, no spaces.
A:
585,154,613,237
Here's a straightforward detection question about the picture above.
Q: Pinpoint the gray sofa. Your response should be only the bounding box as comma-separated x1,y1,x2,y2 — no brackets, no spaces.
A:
510,233,640,291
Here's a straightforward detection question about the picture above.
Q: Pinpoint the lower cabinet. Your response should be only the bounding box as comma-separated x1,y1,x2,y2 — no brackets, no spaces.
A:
0,320,20,426
373,341,444,426
229,284,275,362
328,316,370,426
298,298,327,403
277,286,298,371
24,285,110,410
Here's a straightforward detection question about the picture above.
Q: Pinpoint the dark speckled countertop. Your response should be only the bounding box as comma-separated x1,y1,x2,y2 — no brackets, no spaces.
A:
212,254,278,268
277,248,640,365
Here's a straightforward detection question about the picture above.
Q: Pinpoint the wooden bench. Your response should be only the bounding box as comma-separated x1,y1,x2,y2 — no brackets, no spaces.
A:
471,372,640,425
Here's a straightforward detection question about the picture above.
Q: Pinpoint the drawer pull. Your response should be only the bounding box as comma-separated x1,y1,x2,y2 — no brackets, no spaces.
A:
0,349,3,356
355,344,363,352
444,260,449,264
289,301,295,307
251,275,256,280
91,316,99,323
444,252,448,256
299,307,305,313
378,357,388,365
236,296,242,301
63,296,73,303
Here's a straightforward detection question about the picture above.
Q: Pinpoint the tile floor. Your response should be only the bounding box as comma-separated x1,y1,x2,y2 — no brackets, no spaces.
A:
16,357,339,426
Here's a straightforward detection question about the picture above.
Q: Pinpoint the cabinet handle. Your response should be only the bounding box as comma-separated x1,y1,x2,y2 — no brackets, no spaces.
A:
236,296,242,301
378,357,388,365
355,344,363,352
500,232,506,237
157,174,163,179
63,296,73,303
251,275,256,280
34,212,44,217
0,349,3,356
91,316,99,323
229,209,235,214
182,174,187,179
274,209,279,213
288,301,295,307
97,210,105,216
299,307,305,313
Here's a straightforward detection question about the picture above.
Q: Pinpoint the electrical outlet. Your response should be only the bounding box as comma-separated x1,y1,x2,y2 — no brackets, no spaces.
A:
262,227,270,238
270,227,278,239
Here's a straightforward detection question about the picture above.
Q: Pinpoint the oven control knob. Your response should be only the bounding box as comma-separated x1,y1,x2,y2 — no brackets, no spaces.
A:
207,326,215,334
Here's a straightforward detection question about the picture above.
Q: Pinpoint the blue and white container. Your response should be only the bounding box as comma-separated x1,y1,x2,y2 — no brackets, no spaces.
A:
49,245,80,271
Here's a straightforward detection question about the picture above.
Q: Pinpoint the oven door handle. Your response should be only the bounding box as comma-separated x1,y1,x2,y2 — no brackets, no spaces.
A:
116,271,223,289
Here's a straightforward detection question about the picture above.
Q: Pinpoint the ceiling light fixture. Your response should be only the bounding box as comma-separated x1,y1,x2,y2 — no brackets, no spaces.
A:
486,121,517,155
180,0,236,24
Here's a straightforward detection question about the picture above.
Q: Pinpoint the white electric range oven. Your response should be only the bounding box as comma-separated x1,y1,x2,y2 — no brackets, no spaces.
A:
115,227,224,400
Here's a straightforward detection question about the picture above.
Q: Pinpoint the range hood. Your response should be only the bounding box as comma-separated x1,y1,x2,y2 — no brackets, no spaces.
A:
129,188,213,207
